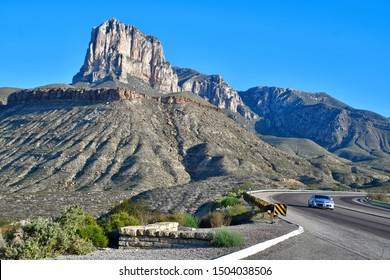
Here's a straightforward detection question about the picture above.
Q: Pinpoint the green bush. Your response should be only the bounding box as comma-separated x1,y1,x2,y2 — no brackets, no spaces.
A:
98,212,141,248
110,199,157,224
2,206,98,259
77,216,108,248
212,228,245,247
157,212,199,228
224,204,248,217
158,212,186,225
183,213,199,228
220,196,241,207
110,212,141,230
4,218,66,259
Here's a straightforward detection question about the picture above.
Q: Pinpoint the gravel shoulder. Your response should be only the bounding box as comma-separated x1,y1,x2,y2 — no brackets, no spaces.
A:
54,219,297,260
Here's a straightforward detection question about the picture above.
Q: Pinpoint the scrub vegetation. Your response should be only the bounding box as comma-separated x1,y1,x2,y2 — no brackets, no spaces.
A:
0,187,254,259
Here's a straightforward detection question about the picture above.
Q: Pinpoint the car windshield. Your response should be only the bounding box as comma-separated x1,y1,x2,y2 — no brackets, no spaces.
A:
315,195,331,200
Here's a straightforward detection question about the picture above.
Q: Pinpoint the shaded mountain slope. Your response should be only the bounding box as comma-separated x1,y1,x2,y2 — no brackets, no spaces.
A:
68,18,390,167
259,135,343,159
1,89,388,195
239,86,390,162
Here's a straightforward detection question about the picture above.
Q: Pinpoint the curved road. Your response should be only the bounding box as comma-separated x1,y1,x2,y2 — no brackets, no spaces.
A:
246,191,390,259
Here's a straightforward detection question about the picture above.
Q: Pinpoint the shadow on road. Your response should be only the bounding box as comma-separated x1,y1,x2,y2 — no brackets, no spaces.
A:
284,204,307,208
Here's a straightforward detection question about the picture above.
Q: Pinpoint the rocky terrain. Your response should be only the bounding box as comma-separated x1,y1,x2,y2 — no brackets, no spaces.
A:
1,18,389,221
70,18,390,167
0,88,388,220
72,18,180,93
174,67,257,120
239,87,390,163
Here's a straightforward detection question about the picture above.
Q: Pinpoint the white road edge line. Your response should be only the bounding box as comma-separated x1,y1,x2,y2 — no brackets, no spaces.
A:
214,226,304,260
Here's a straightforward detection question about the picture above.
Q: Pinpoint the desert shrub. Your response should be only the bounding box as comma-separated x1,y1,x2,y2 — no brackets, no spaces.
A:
77,216,108,248
224,204,248,217
368,192,390,203
226,186,247,198
220,196,241,207
4,218,65,259
0,220,21,241
109,212,141,230
157,212,199,228
158,212,186,225
183,213,199,228
211,228,244,247
110,199,157,224
55,205,86,231
199,212,231,228
225,191,239,198
99,212,141,248
67,237,95,255
2,206,97,259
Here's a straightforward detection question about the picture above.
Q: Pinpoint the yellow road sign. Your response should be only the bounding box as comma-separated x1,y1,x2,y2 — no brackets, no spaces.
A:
274,203,287,216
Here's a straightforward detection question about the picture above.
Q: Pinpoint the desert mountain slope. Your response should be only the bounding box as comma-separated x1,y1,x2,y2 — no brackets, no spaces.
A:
70,18,390,166
1,89,387,196
239,86,390,162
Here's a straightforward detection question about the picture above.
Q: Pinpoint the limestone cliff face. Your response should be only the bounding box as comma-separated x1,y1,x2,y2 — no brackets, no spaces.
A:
72,19,180,93
174,67,257,120
71,19,256,120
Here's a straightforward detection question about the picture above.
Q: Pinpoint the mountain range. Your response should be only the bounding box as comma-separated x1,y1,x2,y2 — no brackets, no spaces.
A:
0,18,389,219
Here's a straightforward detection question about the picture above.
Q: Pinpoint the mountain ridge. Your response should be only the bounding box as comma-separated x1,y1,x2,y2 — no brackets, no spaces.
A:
1,18,389,220
239,86,390,162
1,92,386,193
3,18,389,166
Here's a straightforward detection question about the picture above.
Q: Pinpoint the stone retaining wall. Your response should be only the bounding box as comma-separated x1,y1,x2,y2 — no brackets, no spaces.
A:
118,222,214,249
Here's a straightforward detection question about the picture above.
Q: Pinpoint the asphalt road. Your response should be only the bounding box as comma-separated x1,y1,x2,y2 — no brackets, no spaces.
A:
245,191,390,260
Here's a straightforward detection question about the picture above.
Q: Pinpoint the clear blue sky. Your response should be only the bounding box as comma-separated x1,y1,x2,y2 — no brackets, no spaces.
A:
1,0,389,117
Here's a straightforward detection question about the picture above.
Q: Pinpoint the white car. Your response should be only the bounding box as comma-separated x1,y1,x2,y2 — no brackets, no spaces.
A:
308,194,334,210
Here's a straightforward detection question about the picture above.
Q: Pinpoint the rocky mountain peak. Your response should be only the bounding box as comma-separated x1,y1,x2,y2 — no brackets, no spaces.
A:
174,67,258,120
72,18,180,93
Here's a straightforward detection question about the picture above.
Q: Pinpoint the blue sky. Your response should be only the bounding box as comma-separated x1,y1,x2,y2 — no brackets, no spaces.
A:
0,0,389,117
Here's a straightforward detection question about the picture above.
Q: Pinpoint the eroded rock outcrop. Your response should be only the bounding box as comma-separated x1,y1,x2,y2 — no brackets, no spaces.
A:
174,67,257,120
72,18,180,93
6,88,223,112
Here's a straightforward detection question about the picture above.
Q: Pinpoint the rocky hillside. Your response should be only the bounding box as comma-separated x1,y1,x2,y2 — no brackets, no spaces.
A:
239,86,390,162
70,18,389,166
72,18,180,93
173,67,257,120
1,89,387,194
1,19,389,220
0,87,21,104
